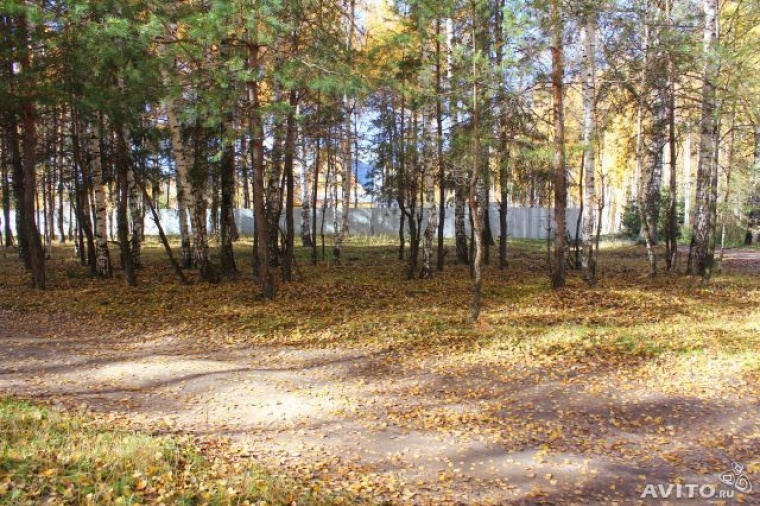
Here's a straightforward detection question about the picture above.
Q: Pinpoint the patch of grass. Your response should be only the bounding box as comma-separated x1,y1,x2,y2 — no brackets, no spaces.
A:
2,241,760,384
0,398,339,505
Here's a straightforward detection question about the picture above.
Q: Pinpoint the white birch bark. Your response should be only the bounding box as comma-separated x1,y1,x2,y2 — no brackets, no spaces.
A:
90,125,111,278
421,109,437,279
126,160,142,268
165,100,193,267
689,0,718,277
684,125,692,227
300,133,312,247
580,16,597,285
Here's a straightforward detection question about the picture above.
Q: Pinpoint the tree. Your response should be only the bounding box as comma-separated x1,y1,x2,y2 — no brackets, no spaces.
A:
579,4,598,286
550,0,566,289
469,0,486,320
247,38,275,299
689,0,719,281
89,121,112,278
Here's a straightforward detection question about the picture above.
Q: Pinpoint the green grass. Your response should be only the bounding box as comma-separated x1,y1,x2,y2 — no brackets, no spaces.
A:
0,398,338,505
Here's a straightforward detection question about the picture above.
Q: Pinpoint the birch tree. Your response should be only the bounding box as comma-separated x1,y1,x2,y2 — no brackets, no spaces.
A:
689,0,719,280
579,4,598,285
89,123,112,278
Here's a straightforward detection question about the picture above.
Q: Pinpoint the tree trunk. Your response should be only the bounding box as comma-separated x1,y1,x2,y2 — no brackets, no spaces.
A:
282,89,298,282
455,180,468,264
684,126,692,228
152,154,161,211
301,134,313,248
267,85,284,268
483,176,492,265
90,122,112,278
397,97,407,261
71,111,96,273
470,0,484,321
718,110,736,269
311,133,320,264
189,123,216,283
19,14,43,288
636,12,657,277
5,116,24,255
354,108,360,209
134,172,188,284
335,0,355,265
689,0,718,281
126,162,142,269
665,0,678,271
247,41,274,298
321,136,331,261
496,0,509,271
210,166,219,238
219,119,238,279
550,0,567,289
580,16,598,285
420,108,437,279
1,134,11,247
241,142,251,209
114,121,136,286
165,100,193,269
407,110,421,280
435,18,446,272
707,115,720,276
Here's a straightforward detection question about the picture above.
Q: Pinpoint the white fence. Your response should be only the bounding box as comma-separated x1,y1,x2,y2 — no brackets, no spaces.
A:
4,206,582,240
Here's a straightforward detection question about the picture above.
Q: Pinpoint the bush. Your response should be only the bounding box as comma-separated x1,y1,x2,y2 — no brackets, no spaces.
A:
658,193,684,243
621,201,641,240
621,196,684,243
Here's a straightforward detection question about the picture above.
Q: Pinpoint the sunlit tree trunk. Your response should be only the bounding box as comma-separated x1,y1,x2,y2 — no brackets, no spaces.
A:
89,122,111,278
689,0,718,281
165,100,193,269
126,163,142,269
665,0,678,271
247,40,274,298
301,133,313,247
718,109,736,268
636,11,657,277
469,0,484,321
407,109,421,280
580,16,598,285
311,129,321,264
420,107,437,279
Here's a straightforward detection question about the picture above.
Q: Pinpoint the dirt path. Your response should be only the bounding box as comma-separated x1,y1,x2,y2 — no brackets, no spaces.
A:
680,246,760,275
1,307,758,506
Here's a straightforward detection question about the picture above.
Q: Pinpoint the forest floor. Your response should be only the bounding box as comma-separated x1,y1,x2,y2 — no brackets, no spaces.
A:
1,239,759,505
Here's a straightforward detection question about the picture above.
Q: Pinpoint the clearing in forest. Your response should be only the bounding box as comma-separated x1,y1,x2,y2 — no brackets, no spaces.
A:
1,241,759,505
